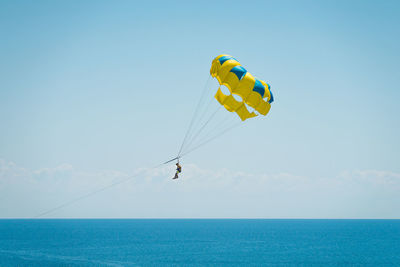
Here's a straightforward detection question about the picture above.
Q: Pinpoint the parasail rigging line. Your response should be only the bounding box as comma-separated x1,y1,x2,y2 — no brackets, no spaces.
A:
180,105,222,156
180,120,243,158
180,85,218,152
33,162,165,218
181,112,238,156
177,76,212,157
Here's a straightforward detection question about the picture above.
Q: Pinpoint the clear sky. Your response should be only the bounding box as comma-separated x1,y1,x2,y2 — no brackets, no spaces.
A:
0,0,399,218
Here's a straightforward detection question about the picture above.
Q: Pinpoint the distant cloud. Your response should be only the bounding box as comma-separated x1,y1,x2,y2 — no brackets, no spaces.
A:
0,159,399,218
340,169,400,185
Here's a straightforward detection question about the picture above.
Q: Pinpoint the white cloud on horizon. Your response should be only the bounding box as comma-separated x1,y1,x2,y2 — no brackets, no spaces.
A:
0,159,399,219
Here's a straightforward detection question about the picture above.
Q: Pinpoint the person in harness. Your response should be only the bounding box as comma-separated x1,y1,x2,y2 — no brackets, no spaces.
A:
173,162,182,179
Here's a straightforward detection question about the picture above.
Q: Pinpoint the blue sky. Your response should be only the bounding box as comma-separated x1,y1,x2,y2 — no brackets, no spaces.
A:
0,0,399,218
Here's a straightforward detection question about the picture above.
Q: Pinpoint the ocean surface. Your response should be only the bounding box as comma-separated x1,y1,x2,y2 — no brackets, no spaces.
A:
0,219,399,266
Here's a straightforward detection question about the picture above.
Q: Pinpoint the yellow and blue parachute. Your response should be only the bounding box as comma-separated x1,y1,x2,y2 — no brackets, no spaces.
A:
173,54,275,160
210,54,274,121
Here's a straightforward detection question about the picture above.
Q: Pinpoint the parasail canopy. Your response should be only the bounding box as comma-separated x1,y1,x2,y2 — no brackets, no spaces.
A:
210,54,274,121
175,54,276,159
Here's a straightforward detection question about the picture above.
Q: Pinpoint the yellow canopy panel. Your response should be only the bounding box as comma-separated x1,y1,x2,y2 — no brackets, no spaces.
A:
215,88,257,121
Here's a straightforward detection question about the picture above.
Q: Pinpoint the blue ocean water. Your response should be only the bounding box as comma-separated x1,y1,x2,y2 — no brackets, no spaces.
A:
0,219,399,266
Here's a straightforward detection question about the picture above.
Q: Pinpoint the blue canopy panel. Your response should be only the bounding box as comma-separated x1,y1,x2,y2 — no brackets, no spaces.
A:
218,56,237,65
252,79,265,98
268,87,274,103
230,66,247,80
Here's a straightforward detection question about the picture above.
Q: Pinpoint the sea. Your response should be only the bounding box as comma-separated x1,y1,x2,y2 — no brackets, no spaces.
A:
0,219,399,266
